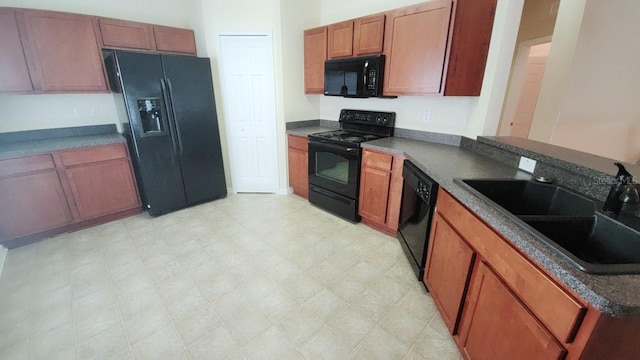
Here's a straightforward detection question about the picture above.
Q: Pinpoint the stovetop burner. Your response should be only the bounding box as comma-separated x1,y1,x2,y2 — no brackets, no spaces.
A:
308,110,396,147
310,130,383,144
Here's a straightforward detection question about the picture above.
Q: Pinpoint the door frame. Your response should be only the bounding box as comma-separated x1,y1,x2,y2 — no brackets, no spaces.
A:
216,32,279,194
499,35,553,136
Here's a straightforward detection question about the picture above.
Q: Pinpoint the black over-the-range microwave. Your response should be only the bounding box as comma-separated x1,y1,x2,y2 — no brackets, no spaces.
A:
324,55,385,97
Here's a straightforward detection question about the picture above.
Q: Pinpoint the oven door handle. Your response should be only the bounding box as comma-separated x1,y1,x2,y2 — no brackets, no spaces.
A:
309,141,359,154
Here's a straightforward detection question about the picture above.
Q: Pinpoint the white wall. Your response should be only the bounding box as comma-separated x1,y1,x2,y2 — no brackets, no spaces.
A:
528,0,586,141
549,0,640,163
0,0,192,133
318,0,523,138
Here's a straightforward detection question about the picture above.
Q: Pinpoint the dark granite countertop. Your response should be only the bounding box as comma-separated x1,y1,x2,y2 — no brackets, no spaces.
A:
0,125,126,160
363,137,640,317
286,126,335,137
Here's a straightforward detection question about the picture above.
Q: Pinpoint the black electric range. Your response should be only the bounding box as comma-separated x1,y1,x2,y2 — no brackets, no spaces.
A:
307,109,395,222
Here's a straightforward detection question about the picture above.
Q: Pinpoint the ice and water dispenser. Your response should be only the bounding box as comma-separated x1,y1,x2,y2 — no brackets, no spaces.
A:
137,98,164,134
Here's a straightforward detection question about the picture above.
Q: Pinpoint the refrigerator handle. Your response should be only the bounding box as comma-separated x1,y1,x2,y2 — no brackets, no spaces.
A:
166,79,184,155
160,78,179,155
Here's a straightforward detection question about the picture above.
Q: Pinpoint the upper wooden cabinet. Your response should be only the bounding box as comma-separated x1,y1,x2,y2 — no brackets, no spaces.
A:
354,14,385,55
383,0,452,95
443,0,497,96
97,18,196,55
0,9,33,92
303,0,497,96
153,25,196,54
304,26,327,94
327,20,354,58
19,9,108,92
97,17,155,51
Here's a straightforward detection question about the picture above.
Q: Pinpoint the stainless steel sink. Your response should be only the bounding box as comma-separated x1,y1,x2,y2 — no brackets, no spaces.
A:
455,179,640,274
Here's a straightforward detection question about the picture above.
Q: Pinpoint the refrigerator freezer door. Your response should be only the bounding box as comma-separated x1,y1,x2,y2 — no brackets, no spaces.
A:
112,51,188,215
161,55,227,204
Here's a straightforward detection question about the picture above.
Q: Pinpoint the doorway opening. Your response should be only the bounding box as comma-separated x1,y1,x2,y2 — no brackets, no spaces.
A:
499,39,551,137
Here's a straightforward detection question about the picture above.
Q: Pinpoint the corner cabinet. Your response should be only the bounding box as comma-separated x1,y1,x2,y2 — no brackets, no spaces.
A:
304,26,327,94
18,9,108,92
426,188,640,359
0,143,141,248
287,134,309,198
358,149,404,236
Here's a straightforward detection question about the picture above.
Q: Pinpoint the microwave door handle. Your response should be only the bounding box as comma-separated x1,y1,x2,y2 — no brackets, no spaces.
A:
363,60,369,91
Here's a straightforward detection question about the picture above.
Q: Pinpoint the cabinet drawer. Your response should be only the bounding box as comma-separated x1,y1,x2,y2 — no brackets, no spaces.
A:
362,150,393,171
0,154,55,178
59,144,128,167
437,189,586,343
287,134,308,152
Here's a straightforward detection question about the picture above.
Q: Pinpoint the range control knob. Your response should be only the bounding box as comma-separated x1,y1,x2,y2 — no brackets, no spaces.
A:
376,114,388,125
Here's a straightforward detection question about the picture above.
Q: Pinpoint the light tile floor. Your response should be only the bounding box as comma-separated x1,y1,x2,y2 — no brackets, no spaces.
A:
0,194,461,360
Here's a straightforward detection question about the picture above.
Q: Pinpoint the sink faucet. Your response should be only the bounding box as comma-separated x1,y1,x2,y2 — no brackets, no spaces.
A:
602,162,639,217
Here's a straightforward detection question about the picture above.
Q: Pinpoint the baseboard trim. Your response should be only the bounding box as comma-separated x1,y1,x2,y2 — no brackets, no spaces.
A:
276,187,293,195
0,245,7,278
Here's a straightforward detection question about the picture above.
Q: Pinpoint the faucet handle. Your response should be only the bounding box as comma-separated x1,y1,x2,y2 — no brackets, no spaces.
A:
614,162,634,183
620,184,640,204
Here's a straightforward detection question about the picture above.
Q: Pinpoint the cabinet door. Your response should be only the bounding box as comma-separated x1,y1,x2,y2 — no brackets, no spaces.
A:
0,9,33,92
0,171,72,241
65,158,139,220
458,262,566,360
288,147,308,199
327,21,354,59
424,213,475,333
359,166,391,224
98,18,155,51
288,134,308,198
354,14,385,55
19,9,107,92
383,0,452,95
304,26,327,94
153,25,196,54
443,0,497,96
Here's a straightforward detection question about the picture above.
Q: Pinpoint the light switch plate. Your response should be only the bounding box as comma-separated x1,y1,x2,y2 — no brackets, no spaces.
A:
519,156,537,173
423,110,431,124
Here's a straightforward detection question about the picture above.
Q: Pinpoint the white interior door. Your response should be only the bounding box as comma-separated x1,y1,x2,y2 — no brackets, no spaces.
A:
218,35,278,193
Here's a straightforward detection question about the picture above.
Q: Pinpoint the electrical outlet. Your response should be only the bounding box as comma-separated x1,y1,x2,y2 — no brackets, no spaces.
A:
423,110,431,124
519,156,537,173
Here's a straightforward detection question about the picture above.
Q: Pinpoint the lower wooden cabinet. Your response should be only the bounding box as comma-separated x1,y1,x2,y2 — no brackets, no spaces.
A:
428,188,640,359
459,261,566,360
424,212,475,333
0,143,141,248
359,149,404,236
287,134,309,198
65,158,139,220
0,170,72,240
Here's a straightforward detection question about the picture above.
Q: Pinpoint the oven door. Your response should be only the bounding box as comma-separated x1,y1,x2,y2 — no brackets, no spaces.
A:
308,141,361,199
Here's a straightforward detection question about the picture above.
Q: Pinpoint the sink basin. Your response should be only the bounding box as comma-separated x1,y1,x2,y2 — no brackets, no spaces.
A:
455,178,640,274
459,179,595,216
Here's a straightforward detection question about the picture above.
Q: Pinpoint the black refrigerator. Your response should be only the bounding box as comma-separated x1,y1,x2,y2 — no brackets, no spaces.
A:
103,50,226,216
